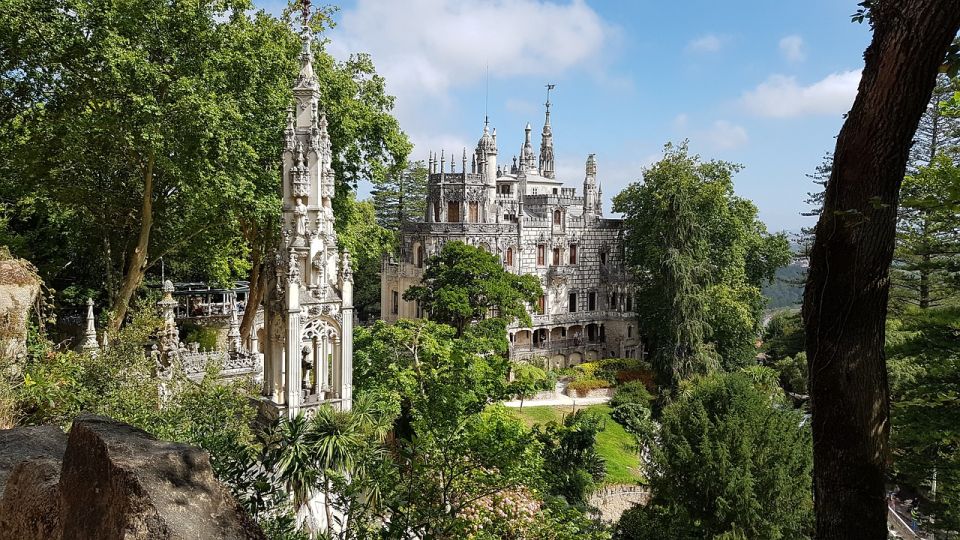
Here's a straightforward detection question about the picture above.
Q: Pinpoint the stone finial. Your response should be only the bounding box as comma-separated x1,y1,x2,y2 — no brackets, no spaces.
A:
227,294,242,353
81,298,99,353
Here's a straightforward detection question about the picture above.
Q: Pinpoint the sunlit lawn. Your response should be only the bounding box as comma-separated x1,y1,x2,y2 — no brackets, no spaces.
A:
509,404,644,485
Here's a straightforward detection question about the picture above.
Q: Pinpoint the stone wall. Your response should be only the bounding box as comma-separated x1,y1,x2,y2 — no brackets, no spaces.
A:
0,414,264,540
588,485,649,523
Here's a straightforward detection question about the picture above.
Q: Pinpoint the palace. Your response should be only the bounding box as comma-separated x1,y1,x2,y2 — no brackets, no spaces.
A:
381,94,642,367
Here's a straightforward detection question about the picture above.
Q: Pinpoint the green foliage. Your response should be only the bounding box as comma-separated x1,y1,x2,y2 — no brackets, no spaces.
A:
613,142,790,387
0,0,410,322
892,153,960,310
773,352,807,396
534,409,607,506
181,323,220,352
610,403,656,446
626,371,813,539
567,378,610,396
370,160,428,229
509,362,550,408
761,263,806,310
609,381,654,410
336,196,395,321
403,241,542,336
762,310,805,360
887,307,960,534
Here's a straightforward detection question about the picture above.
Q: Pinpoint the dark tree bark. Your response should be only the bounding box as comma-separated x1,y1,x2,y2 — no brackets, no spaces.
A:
802,2,960,538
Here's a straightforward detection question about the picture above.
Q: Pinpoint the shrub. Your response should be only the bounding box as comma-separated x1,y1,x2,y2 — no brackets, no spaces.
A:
610,381,654,409
611,403,656,444
567,378,609,397
181,323,219,351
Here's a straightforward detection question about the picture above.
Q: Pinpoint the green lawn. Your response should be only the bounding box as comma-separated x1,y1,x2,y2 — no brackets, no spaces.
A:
509,404,644,485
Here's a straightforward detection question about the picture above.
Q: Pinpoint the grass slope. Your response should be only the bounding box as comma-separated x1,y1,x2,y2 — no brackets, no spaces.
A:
509,404,643,485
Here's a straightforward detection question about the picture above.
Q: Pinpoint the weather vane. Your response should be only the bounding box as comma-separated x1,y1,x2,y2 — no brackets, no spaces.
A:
545,83,556,106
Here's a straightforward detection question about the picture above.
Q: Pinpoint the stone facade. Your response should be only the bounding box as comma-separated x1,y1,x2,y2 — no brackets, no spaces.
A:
261,25,353,417
381,95,642,368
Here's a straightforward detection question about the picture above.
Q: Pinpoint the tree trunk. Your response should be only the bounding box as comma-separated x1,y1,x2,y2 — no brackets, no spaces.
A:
110,152,156,331
240,237,264,342
802,3,960,539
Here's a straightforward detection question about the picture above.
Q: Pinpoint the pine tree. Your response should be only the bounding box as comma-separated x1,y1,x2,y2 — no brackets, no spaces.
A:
371,160,428,230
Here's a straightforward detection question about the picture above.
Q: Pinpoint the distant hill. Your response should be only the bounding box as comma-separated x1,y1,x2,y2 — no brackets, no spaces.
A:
762,263,806,311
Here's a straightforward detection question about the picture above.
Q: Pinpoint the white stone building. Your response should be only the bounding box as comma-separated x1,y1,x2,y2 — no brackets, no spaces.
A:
260,26,353,418
381,96,641,368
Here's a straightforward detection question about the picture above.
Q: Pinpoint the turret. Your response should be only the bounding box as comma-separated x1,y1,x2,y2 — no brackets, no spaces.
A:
520,123,536,172
475,116,498,184
583,154,601,220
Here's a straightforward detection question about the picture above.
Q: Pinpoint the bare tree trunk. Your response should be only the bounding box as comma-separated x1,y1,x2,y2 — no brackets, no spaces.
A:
110,152,155,331
240,233,264,342
802,3,960,539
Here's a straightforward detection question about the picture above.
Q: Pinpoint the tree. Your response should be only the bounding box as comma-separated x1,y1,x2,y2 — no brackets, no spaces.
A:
891,154,960,310
403,241,542,337
0,1,410,333
509,362,549,411
618,371,813,539
370,160,429,229
337,196,395,321
801,2,960,536
534,409,607,507
613,142,790,386
886,307,960,536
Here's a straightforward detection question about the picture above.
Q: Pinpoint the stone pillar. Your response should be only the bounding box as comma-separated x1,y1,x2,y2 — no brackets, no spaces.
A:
284,309,302,414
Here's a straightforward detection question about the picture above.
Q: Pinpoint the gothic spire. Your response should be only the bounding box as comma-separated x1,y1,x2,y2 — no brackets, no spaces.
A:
539,84,556,179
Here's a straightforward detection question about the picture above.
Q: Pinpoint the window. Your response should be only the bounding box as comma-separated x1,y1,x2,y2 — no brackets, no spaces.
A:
569,244,577,265
568,292,577,313
433,204,440,222
552,247,561,266
552,188,558,194
588,292,596,311
391,291,399,315
447,201,460,222
626,294,633,311
553,210,562,225
600,251,608,265
537,244,546,266
536,295,545,314
628,325,633,338
415,245,424,268
505,247,513,266
468,201,479,223
610,292,617,310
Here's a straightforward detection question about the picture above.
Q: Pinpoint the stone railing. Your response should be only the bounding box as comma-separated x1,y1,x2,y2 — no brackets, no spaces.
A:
169,349,261,381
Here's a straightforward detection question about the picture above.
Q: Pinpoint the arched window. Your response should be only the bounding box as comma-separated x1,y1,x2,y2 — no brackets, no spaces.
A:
416,245,424,268
553,209,562,225
505,247,513,266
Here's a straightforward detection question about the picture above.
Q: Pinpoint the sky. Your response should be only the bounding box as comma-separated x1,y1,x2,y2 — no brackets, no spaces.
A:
258,0,873,233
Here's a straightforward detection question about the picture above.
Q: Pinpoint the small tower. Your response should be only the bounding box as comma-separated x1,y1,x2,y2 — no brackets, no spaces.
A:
81,298,99,354
539,84,555,179
262,10,353,418
520,123,536,172
583,154,601,220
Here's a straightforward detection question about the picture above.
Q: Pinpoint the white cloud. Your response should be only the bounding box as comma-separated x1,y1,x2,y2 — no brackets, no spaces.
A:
672,113,689,130
779,35,805,62
696,120,749,150
327,0,615,155
686,33,725,53
740,70,861,118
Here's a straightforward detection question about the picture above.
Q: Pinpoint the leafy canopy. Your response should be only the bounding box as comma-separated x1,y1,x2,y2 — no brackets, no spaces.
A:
403,241,542,336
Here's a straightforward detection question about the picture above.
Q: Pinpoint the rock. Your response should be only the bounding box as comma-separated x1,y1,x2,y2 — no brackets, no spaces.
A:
0,254,42,361
0,424,67,498
0,416,265,540
0,458,62,540
59,413,265,540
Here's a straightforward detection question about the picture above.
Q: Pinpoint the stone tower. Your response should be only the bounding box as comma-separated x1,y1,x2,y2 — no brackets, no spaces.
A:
583,154,602,220
261,24,353,418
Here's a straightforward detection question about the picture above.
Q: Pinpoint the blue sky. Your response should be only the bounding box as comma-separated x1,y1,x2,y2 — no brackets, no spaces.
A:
258,0,872,232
